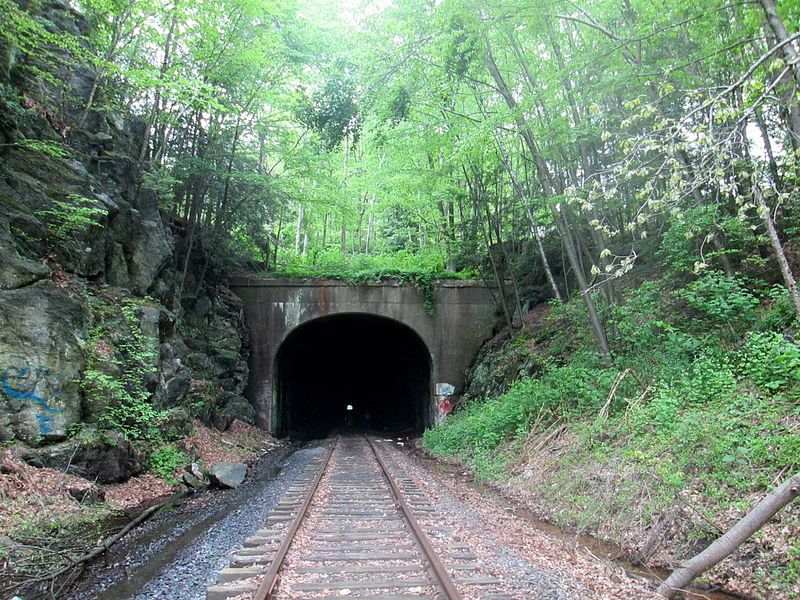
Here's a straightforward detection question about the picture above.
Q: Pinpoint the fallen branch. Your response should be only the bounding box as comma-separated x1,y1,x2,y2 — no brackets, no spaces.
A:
41,490,191,591
599,368,631,420
657,473,800,598
526,421,567,457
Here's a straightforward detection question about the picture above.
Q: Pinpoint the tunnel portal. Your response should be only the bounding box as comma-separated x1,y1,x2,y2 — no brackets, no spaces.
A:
274,314,432,438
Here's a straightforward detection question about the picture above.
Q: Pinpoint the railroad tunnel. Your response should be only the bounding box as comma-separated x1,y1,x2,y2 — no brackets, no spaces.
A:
274,313,432,438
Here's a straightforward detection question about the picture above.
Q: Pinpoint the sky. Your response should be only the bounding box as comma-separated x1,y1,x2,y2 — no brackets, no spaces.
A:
299,0,393,30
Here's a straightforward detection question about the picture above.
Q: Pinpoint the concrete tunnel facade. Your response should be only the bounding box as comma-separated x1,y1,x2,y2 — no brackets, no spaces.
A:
230,277,498,437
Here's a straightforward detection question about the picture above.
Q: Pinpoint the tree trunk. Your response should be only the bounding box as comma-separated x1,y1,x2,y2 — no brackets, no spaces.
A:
272,208,284,270
484,46,555,195
294,204,304,254
555,205,612,364
757,0,800,149
484,44,609,359
759,0,800,84
214,115,242,235
366,196,375,254
482,210,514,330
754,184,800,322
493,127,562,301
533,224,562,301
658,474,800,598
139,9,178,161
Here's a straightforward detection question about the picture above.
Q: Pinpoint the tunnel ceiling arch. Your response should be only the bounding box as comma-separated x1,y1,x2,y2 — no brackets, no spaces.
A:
274,313,432,437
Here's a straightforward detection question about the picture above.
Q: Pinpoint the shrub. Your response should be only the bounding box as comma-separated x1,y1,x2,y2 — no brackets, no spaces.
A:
84,295,164,441
739,332,800,396
677,271,759,327
149,444,188,483
35,195,106,242
756,284,798,332
424,362,616,472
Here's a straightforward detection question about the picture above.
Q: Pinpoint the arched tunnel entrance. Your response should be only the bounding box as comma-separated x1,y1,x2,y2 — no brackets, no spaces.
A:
274,314,432,438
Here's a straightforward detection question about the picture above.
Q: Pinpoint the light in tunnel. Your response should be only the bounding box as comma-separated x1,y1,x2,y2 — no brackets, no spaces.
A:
274,313,431,438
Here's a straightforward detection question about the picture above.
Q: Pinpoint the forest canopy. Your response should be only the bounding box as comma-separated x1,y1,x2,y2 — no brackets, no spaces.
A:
2,0,800,354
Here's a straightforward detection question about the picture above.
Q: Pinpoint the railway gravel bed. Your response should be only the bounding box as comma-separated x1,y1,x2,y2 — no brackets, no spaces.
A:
69,436,668,600
393,443,662,599
207,435,657,600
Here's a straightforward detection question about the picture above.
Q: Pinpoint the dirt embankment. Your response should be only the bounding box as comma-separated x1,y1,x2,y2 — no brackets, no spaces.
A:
0,419,282,599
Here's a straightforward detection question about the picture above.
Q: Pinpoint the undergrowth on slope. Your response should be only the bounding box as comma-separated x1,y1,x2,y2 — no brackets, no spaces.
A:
148,444,189,484
424,271,800,597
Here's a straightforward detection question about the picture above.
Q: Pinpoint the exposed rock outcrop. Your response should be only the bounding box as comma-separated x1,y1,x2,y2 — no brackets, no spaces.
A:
0,1,254,465
20,429,144,483
0,285,87,444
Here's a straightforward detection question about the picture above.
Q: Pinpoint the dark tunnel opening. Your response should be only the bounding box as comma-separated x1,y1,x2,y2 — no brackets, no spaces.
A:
274,314,432,438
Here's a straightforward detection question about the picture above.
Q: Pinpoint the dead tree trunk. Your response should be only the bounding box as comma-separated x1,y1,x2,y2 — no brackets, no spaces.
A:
754,184,800,322
658,473,800,598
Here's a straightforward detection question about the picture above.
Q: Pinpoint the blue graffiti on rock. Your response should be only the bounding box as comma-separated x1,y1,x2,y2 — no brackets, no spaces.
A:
1,366,64,434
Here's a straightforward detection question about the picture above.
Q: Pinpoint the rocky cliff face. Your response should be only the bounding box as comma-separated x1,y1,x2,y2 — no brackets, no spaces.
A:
0,2,253,472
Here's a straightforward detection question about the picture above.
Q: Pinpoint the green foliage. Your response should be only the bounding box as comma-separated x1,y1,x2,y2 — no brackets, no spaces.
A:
677,271,760,327
17,139,71,158
427,273,800,501
274,251,475,315
149,444,188,483
35,195,106,242
658,208,751,276
84,294,164,442
424,361,618,479
298,71,361,149
0,0,87,74
739,332,800,395
756,285,798,332
0,82,34,130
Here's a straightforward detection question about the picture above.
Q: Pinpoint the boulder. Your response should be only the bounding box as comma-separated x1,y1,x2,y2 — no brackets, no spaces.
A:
0,285,87,444
209,462,246,489
189,461,205,480
181,471,207,490
180,463,209,490
22,429,143,483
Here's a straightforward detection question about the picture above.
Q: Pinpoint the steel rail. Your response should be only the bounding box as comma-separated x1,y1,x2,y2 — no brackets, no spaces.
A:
254,437,337,600
364,435,464,600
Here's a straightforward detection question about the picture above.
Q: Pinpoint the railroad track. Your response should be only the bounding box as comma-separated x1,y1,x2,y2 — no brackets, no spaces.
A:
206,435,510,600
